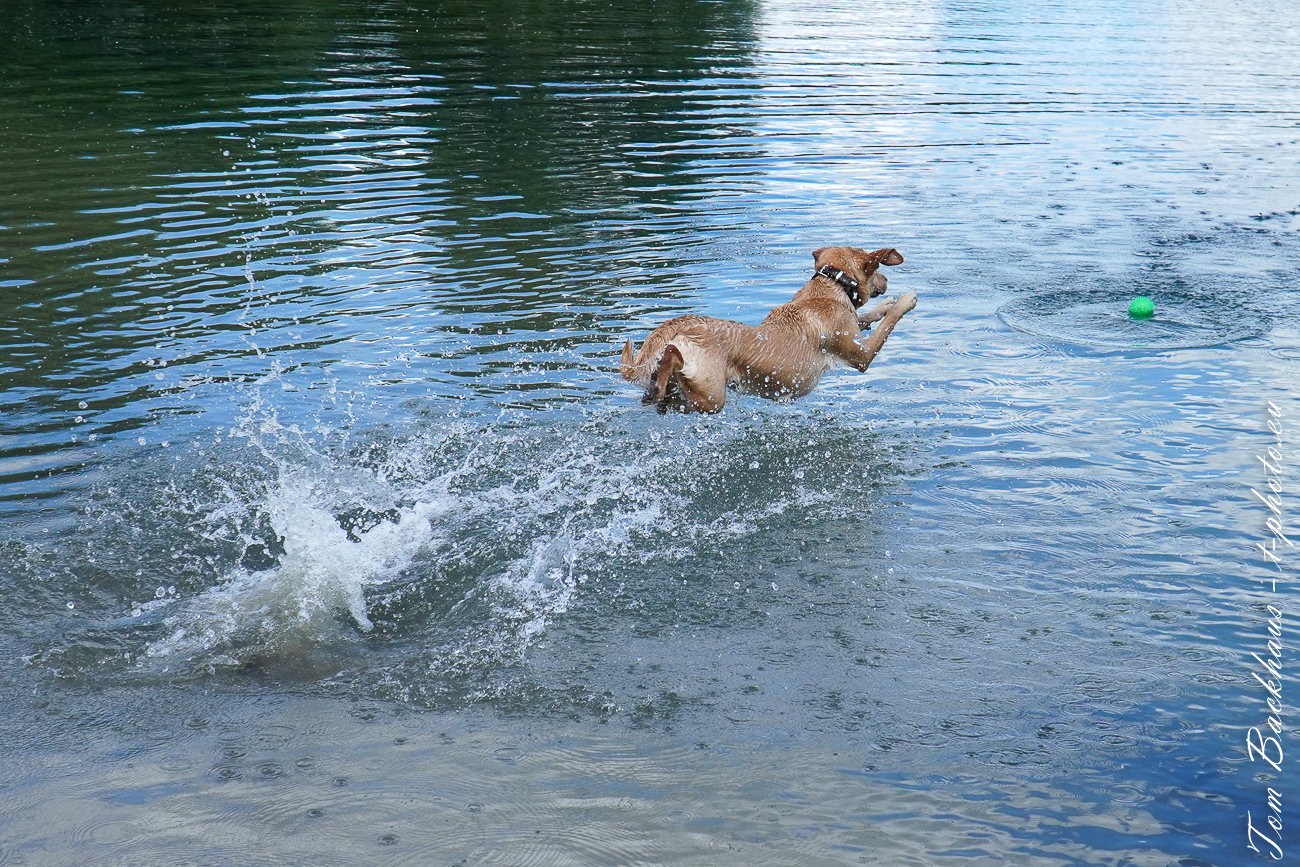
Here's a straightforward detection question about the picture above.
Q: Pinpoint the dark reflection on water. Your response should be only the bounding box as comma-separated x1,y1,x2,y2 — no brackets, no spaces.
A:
1,0,763,515
2,0,1300,864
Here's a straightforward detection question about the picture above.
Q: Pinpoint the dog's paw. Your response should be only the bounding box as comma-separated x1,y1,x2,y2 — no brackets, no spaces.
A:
858,296,897,328
896,292,918,315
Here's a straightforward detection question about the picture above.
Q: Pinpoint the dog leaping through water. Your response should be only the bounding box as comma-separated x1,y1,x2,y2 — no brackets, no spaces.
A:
620,246,917,413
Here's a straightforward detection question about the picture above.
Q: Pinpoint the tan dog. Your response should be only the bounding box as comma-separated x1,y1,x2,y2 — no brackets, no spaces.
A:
620,246,916,413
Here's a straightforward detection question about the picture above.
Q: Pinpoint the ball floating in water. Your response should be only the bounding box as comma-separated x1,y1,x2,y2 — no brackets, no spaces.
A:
1128,296,1155,319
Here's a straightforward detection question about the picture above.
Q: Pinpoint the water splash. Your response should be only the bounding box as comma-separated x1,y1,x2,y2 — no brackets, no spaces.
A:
140,463,447,672
116,404,680,678
35,383,904,696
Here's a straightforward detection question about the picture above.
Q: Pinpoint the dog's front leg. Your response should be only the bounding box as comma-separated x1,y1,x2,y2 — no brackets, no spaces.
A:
857,297,898,331
839,292,917,371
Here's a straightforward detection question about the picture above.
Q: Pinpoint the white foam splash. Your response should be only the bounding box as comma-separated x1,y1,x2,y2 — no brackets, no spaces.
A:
142,463,445,667
128,406,848,680
494,532,579,648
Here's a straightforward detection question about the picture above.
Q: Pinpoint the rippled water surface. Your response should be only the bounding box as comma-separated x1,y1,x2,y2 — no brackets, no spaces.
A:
3,0,1299,864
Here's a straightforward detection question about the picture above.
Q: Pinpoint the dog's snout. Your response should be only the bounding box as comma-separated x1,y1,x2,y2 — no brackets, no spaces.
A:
869,273,888,297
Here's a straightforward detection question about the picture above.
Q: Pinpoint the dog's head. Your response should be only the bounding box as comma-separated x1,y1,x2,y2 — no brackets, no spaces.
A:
812,246,904,301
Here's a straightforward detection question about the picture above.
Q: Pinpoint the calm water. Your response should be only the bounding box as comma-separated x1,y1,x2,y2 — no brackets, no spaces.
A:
3,0,1299,864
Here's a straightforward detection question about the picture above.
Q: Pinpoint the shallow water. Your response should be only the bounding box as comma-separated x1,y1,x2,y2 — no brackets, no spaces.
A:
2,0,1299,864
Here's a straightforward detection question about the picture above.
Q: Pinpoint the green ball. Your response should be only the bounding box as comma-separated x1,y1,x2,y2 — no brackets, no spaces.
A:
1129,296,1154,319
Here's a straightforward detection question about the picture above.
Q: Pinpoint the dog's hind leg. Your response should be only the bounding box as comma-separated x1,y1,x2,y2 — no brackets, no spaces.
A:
642,344,684,410
642,343,726,414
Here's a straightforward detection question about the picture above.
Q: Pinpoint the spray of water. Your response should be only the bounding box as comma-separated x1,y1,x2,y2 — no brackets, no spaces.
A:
122,398,694,680
41,373,899,699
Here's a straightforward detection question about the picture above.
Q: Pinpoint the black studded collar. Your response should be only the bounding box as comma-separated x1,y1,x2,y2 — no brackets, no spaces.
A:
815,264,864,306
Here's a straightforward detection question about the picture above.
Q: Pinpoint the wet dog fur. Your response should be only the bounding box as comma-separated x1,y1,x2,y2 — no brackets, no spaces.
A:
620,246,916,413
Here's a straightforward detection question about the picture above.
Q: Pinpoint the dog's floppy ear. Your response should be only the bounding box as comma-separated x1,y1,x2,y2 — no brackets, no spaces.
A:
812,247,828,264
878,248,904,266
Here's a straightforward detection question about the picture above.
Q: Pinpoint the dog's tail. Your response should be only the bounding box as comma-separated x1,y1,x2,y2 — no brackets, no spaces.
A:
641,343,685,413
619,338,640,382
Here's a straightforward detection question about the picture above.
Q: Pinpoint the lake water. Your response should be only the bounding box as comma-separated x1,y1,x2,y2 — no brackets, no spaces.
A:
2,0,1299,864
